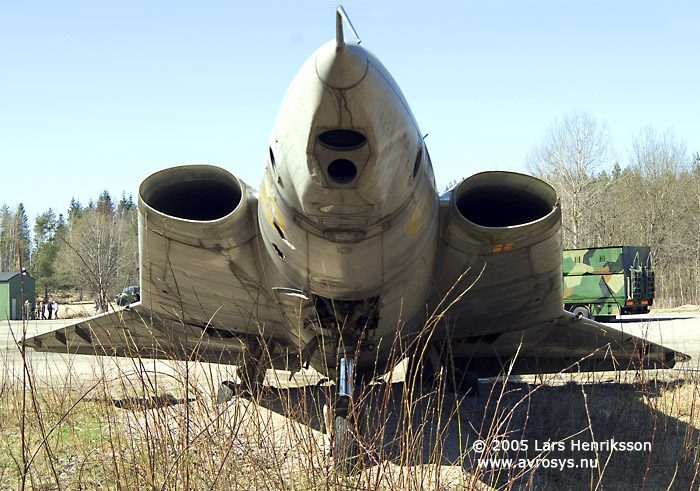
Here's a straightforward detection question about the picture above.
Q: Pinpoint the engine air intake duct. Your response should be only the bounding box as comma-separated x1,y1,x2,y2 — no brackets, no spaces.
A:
140,165,242,221
455,171,557,228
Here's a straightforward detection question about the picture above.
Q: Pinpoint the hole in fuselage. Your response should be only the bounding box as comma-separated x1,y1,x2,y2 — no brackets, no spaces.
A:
328,159,357,184
272,243,286,259
269,147,276,170
412,147,422,178
318,129,367,151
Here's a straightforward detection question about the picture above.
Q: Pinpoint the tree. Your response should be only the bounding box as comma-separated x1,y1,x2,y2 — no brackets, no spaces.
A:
31,209,63,299
32,241,60,299
33,209,57,248
627,127,693,304
526,111,614,248
15,204,31,268
117,192,136,217
67,198,84,225
58,207,136,311
96,190,114,216
0,204,31,271
0,205,12,272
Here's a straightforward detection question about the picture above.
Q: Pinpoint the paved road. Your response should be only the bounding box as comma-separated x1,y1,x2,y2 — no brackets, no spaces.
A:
601,308,700,370
0,317,235,392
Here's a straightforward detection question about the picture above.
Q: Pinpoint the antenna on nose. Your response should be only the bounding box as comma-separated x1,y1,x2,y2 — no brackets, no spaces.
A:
336,5,361,49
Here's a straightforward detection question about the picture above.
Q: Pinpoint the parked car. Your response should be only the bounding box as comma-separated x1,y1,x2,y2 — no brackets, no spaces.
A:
116,286,140,306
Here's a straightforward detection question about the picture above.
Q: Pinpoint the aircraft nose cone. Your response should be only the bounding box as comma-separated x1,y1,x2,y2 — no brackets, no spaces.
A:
315,41,368,89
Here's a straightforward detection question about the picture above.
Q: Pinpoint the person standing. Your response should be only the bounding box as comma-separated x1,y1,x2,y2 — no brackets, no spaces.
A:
53,300,59,319
40,301,46,320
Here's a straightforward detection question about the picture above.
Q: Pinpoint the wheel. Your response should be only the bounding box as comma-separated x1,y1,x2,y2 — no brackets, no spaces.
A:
571,305,591,319
333,414,359,471
452,369,480,397
332,397,360,473
404,353,436,391
216,380,237,404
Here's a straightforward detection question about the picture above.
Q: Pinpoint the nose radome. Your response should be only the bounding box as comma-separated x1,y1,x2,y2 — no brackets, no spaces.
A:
315,41,368,89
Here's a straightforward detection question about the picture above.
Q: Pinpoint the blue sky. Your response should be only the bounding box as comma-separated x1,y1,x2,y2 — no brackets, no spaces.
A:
2,1,699,222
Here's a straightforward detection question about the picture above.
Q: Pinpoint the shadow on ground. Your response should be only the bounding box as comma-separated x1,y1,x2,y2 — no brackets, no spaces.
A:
238,376,700,489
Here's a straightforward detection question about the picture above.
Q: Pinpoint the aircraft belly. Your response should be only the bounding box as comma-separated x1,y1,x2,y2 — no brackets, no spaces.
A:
306,233,383,296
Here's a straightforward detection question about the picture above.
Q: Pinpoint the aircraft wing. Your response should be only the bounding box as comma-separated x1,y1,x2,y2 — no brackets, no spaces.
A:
447,312,687,377
430,171,687,376
25,166,305,369
24,303,250,364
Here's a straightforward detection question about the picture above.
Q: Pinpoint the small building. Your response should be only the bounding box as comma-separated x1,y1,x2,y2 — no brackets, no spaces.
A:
0,272,36,320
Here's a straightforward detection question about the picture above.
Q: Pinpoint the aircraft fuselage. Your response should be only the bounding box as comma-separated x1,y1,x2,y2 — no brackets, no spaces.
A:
257,40,439,372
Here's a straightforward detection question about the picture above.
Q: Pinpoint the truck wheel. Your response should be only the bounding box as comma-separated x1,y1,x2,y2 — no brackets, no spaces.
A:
572,305,591,319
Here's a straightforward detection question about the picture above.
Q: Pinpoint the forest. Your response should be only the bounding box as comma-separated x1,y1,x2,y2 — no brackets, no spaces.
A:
0,192,138,311
1,112,699,310
526,113,700,307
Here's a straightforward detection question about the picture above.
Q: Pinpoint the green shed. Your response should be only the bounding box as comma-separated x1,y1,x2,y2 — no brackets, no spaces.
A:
0,272,36,320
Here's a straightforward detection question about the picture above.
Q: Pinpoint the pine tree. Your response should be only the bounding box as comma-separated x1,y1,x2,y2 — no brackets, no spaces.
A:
97,190,114,216
15,203,31,270
68,198,84,225
0,205,11,272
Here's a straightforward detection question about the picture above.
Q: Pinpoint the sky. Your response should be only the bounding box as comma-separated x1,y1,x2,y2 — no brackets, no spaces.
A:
2,0,699,223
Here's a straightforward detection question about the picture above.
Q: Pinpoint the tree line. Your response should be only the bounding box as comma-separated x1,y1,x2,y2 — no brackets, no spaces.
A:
0,191,138,311
527,112,700,307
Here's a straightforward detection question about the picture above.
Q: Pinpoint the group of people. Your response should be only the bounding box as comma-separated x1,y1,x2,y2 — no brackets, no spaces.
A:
23,299,60,320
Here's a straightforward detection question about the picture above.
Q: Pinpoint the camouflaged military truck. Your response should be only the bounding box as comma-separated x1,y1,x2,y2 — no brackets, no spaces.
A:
563,246,655,321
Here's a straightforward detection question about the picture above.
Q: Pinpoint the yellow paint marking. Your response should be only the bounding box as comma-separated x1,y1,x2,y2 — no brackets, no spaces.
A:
260,174,285,233
407,193,432,235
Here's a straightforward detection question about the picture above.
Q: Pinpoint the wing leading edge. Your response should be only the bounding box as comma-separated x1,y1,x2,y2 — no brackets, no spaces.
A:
444,312,688,377
25,303,249,365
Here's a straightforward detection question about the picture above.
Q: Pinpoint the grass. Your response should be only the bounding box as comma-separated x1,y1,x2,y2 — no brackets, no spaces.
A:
3,317,700,490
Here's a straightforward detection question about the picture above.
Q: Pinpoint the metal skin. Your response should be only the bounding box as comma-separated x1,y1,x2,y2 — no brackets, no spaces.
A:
256,38,439,377
26,10,686,385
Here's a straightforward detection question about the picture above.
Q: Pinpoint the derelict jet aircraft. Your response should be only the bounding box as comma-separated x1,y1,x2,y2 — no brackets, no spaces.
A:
27,6,686,454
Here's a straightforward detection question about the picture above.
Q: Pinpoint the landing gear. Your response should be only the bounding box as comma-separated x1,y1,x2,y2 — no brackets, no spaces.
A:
216,380,239,404
406,341,480,397
216,338,273,404
313,295,381,473
331,335,361,473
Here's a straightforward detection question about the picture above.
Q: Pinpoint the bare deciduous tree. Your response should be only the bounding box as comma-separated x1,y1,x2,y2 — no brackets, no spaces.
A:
526,111,615,248
58,208,136,311
627,127,693,305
